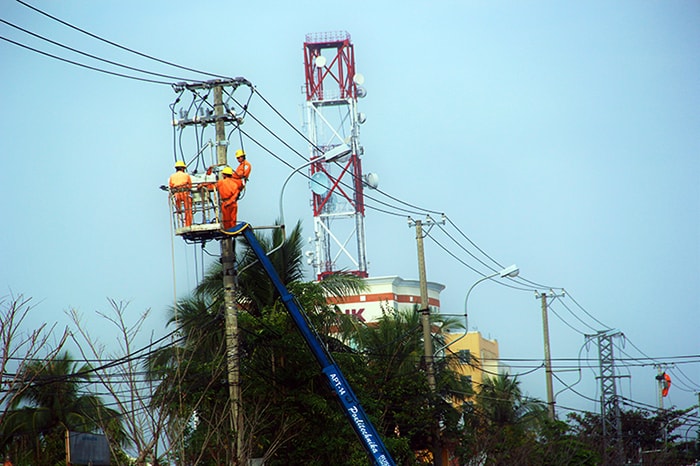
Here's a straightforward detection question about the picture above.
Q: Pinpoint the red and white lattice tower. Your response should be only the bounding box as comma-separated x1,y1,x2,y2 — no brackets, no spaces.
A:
303,31,368,280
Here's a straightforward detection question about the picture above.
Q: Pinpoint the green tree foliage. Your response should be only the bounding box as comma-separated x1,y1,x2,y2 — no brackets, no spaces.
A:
148,222,376,465
532,418,599,466
1,352,124,466
340,306,473,465
147,221,696,465
458,373,549,464
568,406,697,465
457,373,598,465
150,221,477,464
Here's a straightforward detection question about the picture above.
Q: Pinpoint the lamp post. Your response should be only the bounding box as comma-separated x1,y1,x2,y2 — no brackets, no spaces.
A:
435,264,519,355
278,143,351,232
270,144,352,257
226,142,351,462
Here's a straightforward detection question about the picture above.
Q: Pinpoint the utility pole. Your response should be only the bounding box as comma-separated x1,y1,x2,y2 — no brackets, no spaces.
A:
169,77,251,466
410,217,436,391
408,215,443,466
655,365,670,445
215,85,243,466
655,365,665,411
536,290,563,421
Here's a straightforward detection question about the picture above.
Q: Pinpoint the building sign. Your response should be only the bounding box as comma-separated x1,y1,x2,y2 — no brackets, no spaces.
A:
67,431,110,465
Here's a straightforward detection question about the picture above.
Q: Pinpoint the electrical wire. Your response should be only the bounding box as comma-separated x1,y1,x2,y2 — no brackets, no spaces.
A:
564,289,612,331
0,34,172,85
671,364,700,389
201,96,700,418
5,5,696,423
546,302,587,336
1,0,674,361
553,342,587,401
0,18,193,82
15,0,232,80
442,216,506,272
551,371,600,404
549,299,598,334
423,229,534,292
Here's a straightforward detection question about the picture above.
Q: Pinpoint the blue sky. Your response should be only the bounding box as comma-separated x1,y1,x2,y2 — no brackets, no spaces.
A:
1,0,698,433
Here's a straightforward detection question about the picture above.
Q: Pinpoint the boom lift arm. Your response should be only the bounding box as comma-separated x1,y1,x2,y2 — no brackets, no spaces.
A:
235,223,396,466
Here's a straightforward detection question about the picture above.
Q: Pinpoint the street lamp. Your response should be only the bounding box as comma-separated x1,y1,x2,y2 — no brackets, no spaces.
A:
271,143,352,255
435,264,519,355
279,143,351,229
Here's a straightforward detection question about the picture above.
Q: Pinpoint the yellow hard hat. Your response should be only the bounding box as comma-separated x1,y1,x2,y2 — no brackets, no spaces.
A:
221,166,234,175
174,160,186,168
235,149,246,158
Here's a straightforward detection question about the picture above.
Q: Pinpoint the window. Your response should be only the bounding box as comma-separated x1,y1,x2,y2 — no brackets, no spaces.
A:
458,349,471,364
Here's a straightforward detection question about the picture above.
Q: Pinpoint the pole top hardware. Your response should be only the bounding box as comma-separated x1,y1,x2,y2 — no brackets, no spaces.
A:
171,77,252,93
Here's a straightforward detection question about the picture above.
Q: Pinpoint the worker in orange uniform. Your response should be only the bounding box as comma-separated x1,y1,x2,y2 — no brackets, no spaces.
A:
218,166,241,230
233,149,252,192
169,160,193,227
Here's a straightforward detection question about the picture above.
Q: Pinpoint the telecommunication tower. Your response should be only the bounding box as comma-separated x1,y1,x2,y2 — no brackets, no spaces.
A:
303,31,374,280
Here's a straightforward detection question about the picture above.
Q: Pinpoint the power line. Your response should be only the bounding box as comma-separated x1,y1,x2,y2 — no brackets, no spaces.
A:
0,18,192,82
547,303,587,336
565,289,612,331
5,4,689,421
0,34,172,85
432,221,505,275
240,92,700,407
15,0,231,79
550,299,598,334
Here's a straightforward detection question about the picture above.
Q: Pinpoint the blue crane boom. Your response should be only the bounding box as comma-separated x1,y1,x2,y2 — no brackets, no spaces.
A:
234,222,396,466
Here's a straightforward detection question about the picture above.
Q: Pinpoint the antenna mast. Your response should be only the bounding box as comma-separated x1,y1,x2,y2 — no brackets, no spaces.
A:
303,31,369,279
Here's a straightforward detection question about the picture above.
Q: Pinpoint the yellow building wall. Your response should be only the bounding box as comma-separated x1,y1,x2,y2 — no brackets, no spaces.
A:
443,331,500,394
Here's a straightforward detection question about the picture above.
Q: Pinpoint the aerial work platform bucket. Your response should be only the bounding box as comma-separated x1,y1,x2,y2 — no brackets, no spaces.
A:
169,173,224,242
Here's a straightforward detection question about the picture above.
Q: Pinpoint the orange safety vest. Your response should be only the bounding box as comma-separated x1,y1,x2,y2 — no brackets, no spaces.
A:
169,170,193,226
217,177,241,229
217,177,240,204
234,160,252,188
661,373,671,397
169,171,192,190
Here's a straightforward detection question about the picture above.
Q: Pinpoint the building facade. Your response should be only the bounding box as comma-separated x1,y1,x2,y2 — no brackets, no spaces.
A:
442,331,503,394
327,275,444,323
327,275,504,392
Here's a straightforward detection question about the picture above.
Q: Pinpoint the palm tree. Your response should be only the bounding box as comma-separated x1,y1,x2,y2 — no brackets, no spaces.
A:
2,352,124,466
338,306,473,464
195,220,365,310
148,221,371,465
477,374,545,428
465,373,547,465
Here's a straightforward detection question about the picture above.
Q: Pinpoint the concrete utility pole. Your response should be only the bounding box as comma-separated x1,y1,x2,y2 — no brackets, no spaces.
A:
655,365,669,445
215,86,243,466
411,218,436,391
656,365,665,411
409,215,444,466
170,77,251,466
536,290,563,421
